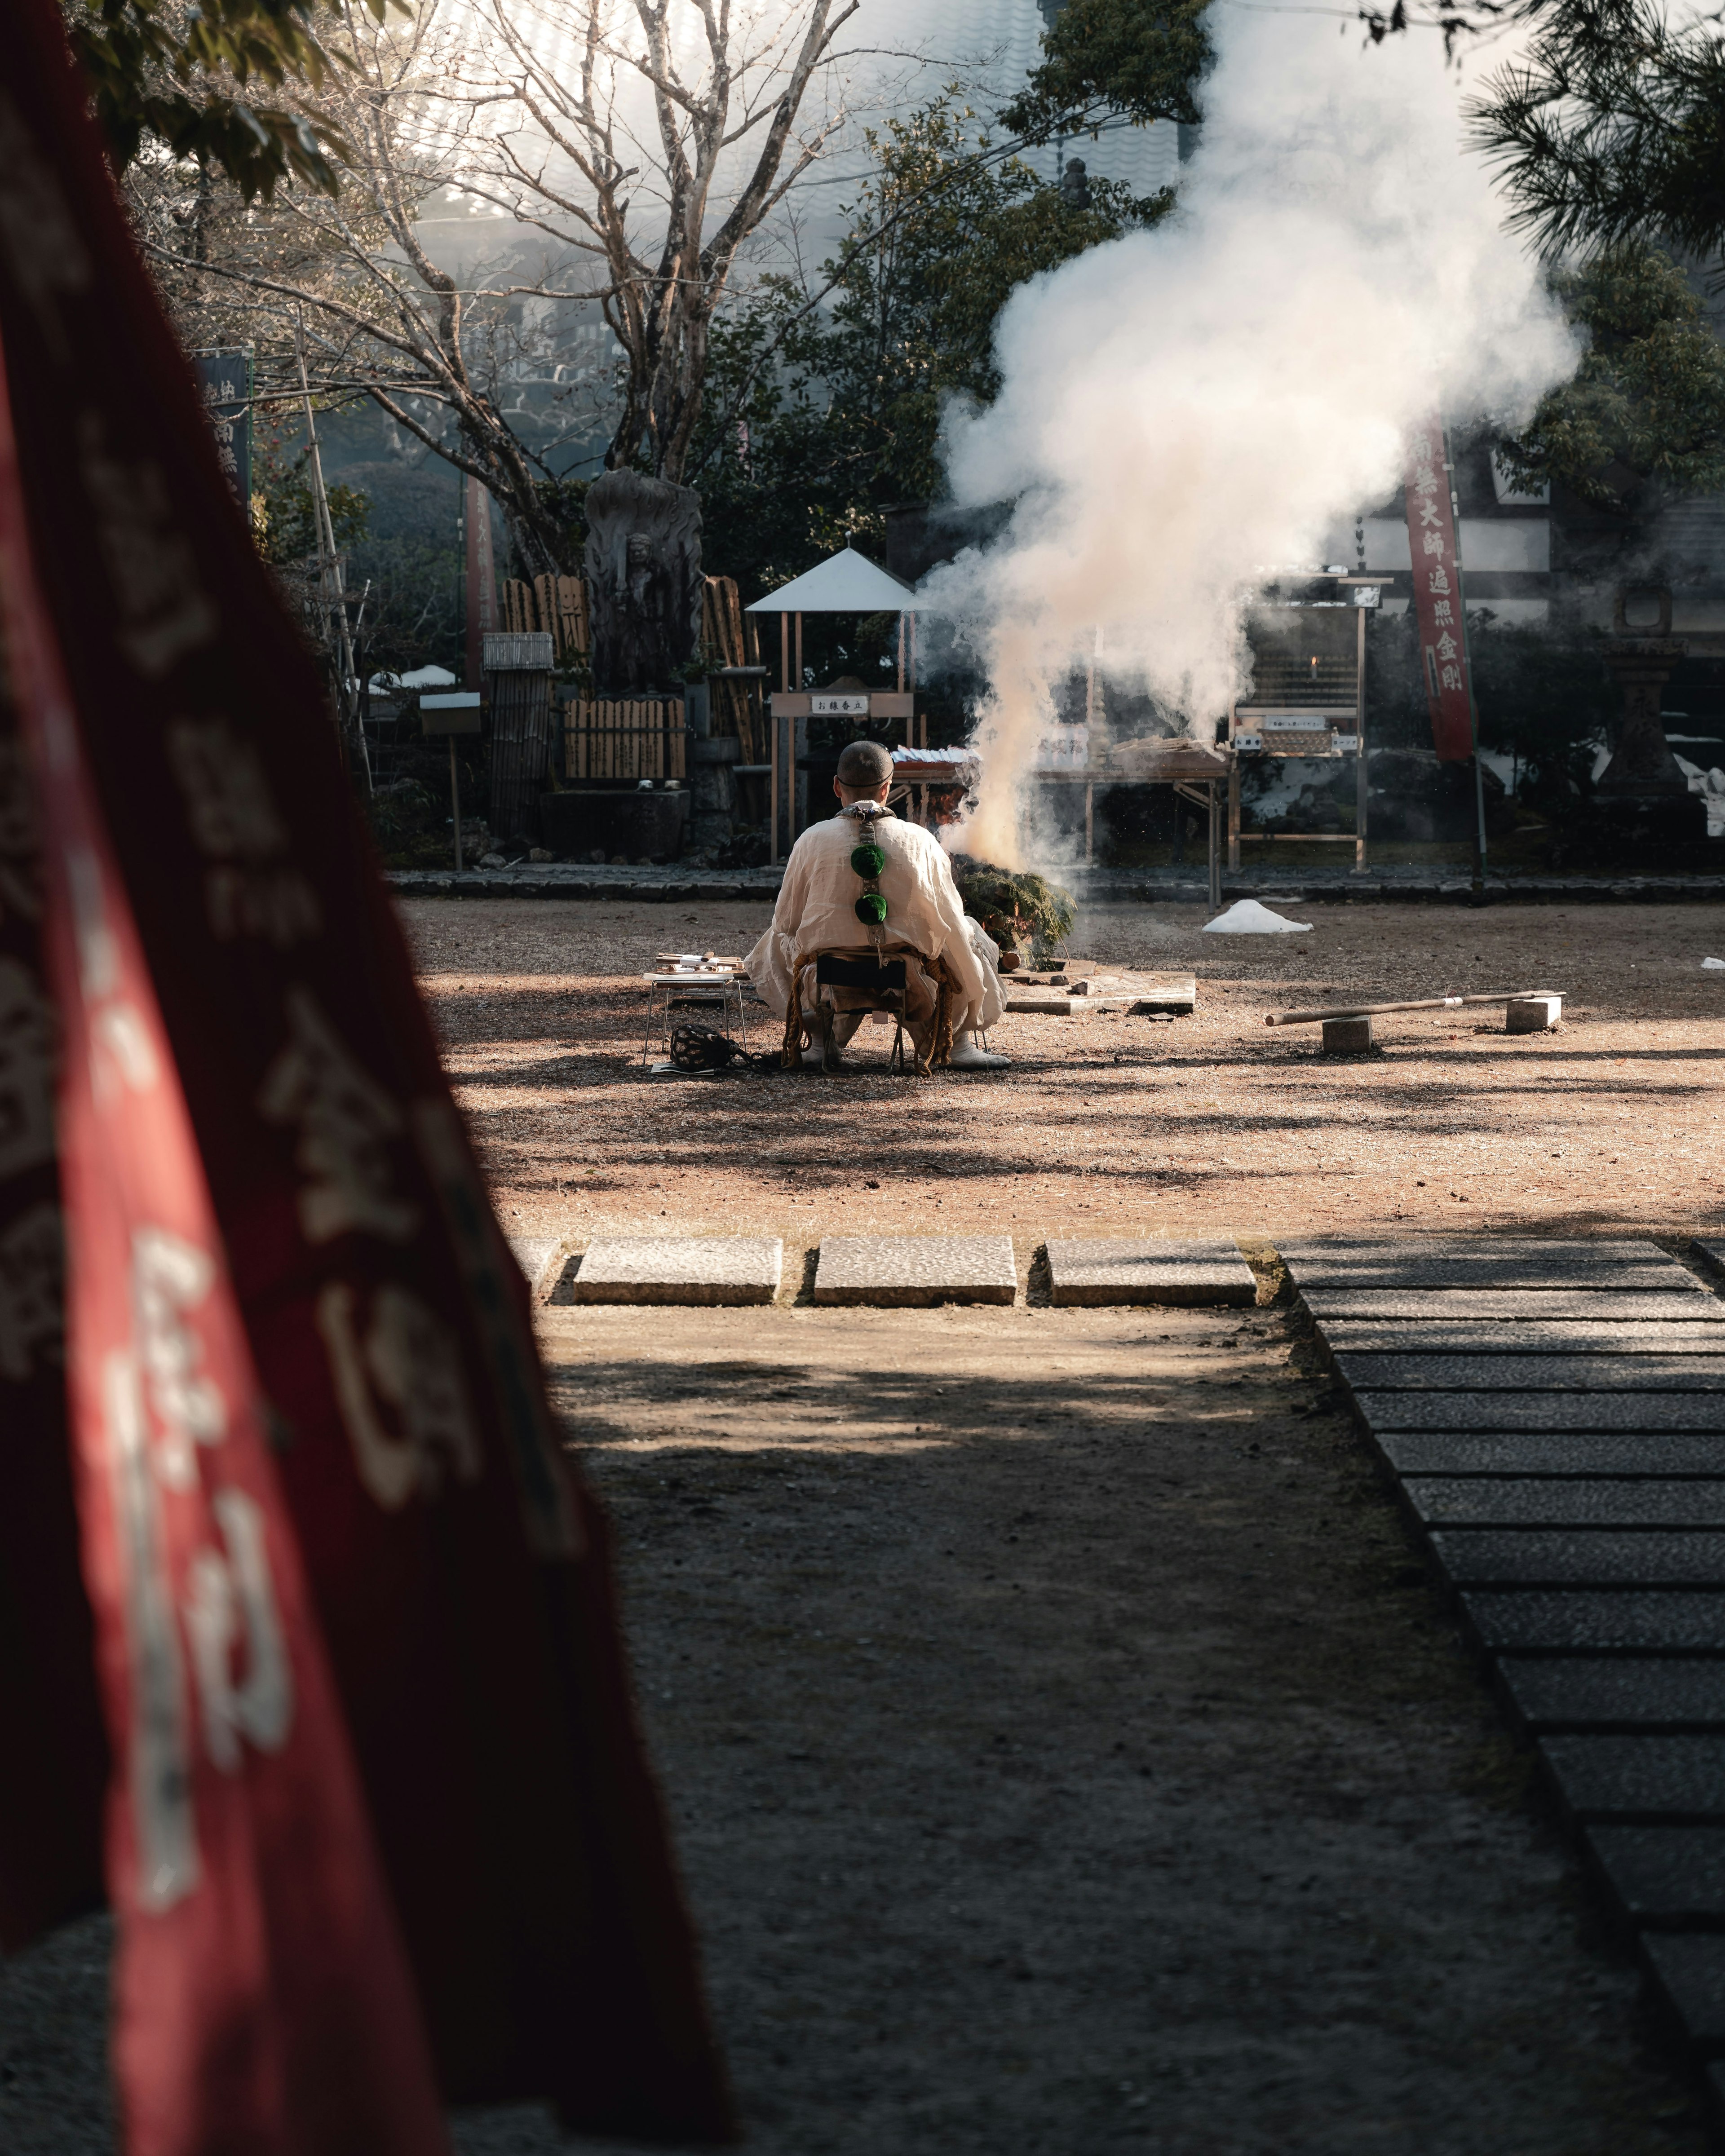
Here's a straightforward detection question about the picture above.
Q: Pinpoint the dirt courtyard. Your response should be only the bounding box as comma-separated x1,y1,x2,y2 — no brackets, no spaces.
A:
3,899,1721,2154
6,1295,1707,2153
394,893,1720,2150
399,897,1725,1248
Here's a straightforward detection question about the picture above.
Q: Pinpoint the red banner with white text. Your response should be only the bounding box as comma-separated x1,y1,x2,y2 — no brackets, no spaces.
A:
0,379,451,2155
1404,418,1478,763
0,677,107,1953
0,0,732,2144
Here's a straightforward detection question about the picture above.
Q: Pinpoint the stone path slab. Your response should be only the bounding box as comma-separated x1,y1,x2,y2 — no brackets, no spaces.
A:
506,1235,563,1298
1433,1530,1725,1588
1641,1935,1725,2048
1301,1289,1720,1322
1045,1238,1256,1307
1380,1433,1725,1477
1694,1239,1725,1282
1003,971,1195,1016
1405,1480,1725,1528
1280,1230,1725,2080
570,1236,783,1306
1293,1256,1685,1290
1338,1352,1725,1392
1356,1392,1725,1432
1588,1827,1725,1922
813,1236,1017,1308
1499,1658,1725,1732
1285,1236,1667,1259
1324,1321,1725,1356
1460,1590,1725,1655
1539,1735,1725,1822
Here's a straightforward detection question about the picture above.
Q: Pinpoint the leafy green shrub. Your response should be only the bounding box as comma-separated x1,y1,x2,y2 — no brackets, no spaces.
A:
950,858,1076,961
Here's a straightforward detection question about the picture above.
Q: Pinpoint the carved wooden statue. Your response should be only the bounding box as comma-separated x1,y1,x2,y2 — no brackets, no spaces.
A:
583,469,703,695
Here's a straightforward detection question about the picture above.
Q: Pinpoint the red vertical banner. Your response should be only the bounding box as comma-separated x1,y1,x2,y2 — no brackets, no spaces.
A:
1404,418,1478,763
0,338,450,2156
0,0,732,2145
0,680,107,1952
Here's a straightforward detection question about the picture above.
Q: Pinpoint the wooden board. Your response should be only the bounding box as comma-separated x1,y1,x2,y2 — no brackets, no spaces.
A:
1005,971,1194,1016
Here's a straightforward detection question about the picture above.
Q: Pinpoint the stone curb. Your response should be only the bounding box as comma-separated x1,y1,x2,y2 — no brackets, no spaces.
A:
387,867,1725,905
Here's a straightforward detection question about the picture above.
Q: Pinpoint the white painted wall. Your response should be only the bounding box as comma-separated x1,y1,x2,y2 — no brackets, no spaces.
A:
1357,516,1548,572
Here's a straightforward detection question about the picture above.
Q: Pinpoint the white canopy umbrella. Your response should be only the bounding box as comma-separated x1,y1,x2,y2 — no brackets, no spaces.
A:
745,545,925,695
745,548,930,860
744,545,922,616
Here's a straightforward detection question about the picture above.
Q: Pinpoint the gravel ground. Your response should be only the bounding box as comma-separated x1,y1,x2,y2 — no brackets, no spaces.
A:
472,1298,1708,2156
4,897,1720,2154
400,897,1725,1245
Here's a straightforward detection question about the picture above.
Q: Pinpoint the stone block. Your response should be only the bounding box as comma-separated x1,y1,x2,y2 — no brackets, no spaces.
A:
1303,1289,1719,1321
1506,993,1562,1033
1321,1016,1374,1054
570,1236,783,1306
1130,974,1198,1013
812,1235,1017,1308
1379,1432,1725,1477
1356,1391,1725,1433
1339,1351,1725,1392
1283,1235,1665,1268
1460,1589,1725,1655
1696,1240,1725,1283
506,1235,562,1298
1405,1479,1725,1529
1539,1735,1725,1821
1641,1933,1725,2049
1432,1529,1725,1588
1046,1238,1256,1307
1288,1251,1684,1291
1325,1320,1725,1356
1587,1826,1725,1922
1500,1657,1725,1732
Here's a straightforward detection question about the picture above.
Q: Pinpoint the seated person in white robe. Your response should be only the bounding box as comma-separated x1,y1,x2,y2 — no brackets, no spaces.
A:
746,739,1009,1071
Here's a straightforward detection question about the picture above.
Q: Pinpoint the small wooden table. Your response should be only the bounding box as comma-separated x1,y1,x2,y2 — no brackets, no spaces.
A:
1032,752,1230,905
641,971,751,1066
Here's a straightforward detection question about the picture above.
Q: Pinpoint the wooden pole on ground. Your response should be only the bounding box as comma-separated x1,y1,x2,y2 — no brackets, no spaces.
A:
1266,990,1549,1027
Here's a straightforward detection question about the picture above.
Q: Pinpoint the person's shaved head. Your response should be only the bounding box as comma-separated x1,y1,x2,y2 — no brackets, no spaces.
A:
836,740,893,788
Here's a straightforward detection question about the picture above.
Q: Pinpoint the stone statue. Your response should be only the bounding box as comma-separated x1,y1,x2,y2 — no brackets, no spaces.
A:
583,468,703,695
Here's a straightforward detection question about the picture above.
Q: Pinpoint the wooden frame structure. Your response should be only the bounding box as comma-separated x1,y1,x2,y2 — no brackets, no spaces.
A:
1225,574,1386,871
746,547,926,862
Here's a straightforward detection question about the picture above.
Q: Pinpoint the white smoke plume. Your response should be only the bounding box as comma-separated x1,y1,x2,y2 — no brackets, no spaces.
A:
926,5,1577,866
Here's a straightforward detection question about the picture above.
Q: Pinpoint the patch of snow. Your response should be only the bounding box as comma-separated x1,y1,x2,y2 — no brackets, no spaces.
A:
1203,899,1313,934
372,664,458,691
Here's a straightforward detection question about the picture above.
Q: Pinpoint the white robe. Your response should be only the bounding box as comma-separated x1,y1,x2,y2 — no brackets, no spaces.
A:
747,808,1005,1033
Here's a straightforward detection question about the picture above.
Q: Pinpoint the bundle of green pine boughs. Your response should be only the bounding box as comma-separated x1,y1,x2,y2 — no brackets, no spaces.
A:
950,858,1076,963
